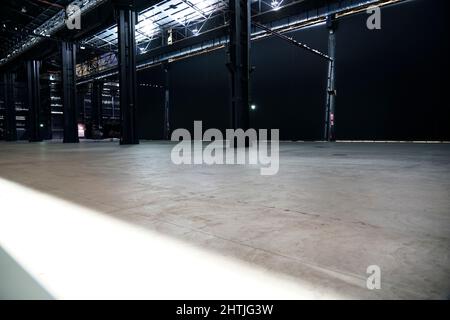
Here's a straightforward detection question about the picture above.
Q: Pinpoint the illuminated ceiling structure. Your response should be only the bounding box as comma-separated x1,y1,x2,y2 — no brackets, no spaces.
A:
0,0,108,66
83,0,229,54
77,0,394,80
0,0,402,72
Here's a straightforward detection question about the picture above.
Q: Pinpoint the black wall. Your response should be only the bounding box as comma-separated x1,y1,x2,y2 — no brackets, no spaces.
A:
137,49,230,139
169,49,230,135
137,26,328,140
251,25,328,140
335,0,450,141
137,65,165,139
136,0,450,141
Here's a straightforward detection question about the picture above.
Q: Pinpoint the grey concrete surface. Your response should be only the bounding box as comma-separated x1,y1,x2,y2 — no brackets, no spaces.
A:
0,141,449,299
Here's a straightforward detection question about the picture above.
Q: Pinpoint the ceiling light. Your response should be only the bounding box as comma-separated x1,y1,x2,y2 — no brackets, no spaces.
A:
138,19,156,37
271,0,280,10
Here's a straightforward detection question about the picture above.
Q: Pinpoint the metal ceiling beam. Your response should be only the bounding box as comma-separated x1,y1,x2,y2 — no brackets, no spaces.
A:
252,21,331,61
180,0,208,19
0,0,109,68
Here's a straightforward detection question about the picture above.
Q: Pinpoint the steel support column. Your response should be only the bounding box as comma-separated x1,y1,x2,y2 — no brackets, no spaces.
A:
91,80,104,132
77,84,89,124
324,16,337,142
115,0,139,145
3,73,17,141
61,41,79,143
163,62,170,140
27,60,43,142
228,0,251,132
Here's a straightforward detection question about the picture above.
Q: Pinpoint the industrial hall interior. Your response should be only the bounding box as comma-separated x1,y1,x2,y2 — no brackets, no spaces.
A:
0,0,449,300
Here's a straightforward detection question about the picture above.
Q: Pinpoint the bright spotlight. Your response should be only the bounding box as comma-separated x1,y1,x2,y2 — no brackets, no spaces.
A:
251,104,256,110
138,19,156,37
271,0,281,10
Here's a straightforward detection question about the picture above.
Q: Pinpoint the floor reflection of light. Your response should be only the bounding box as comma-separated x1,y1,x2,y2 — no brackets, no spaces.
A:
0,178,342,299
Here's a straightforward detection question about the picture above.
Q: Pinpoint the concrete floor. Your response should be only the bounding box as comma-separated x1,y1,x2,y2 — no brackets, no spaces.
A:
0,141,449,299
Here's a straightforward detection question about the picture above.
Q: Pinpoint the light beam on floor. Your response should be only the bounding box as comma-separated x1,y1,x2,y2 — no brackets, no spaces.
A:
0,178,343,299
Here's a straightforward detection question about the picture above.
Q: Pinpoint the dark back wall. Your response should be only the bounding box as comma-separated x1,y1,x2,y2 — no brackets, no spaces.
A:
137,25,328,140
169,49,230,135
136,0,450,141
251,25,328,140
335,0,450,141
137,65,165,139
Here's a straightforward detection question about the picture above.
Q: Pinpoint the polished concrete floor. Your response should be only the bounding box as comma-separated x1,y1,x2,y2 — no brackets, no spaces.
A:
0,141,449,299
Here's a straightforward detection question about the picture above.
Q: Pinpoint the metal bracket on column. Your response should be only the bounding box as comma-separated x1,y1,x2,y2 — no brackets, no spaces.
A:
115,0,139,145
3,72,17,141
27,60,43,142
228,0,251,132
61,41,79,143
